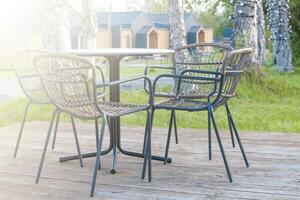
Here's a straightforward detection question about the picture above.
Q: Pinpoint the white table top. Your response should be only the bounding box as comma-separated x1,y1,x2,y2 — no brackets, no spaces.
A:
64,48,175,57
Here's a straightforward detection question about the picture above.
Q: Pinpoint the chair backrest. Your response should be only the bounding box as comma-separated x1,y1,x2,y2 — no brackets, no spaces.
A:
174,43,233,99
214,48,252,107
34,53,103,119
11,49,50,103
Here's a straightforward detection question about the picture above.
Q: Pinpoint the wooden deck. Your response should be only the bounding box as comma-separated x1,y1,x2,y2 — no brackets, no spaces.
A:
0,121,300,199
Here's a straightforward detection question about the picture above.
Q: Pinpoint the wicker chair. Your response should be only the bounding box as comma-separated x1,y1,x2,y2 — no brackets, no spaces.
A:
34,53,153,197
11,50,107,158
11,49,84,159
147,48,252,182
210,49,252,168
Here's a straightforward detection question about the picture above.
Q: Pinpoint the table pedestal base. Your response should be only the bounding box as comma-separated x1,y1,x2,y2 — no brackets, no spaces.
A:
59,146,172,174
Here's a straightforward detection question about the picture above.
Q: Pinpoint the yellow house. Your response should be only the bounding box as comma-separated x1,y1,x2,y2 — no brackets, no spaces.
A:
96,29,112,48
156,29,169,49
198,28,214,43
120,29,133,48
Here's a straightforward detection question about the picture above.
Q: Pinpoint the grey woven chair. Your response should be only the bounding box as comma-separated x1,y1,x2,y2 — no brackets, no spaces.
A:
147,48,252,182
11,49,83,159
34,53,153,197
11,49,106,158
210,49,252,168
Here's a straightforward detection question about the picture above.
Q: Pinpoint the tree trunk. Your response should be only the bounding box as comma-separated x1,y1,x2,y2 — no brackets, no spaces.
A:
41,0,71,51
80,0,97,49
256,0,266,65
267,0,293,72
168,0,187,73
233,0,259,67
169,0,186,49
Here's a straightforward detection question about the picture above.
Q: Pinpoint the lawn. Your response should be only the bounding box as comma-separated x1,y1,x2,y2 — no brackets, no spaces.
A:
0,66,300,133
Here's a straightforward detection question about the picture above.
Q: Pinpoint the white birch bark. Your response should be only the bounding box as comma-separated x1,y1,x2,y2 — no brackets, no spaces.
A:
168,0,187,74
80,0,97,49
256,0,266,65
169,0,186,50
267,0,293,72
41,0,71,51
233,0,259,67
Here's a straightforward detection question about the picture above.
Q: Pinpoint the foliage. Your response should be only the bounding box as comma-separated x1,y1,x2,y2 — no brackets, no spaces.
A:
185,0,233,40
143,0,168,13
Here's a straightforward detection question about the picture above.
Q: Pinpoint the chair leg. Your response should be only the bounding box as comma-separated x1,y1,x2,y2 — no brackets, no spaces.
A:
225,104,249,168
35,110,57,184
173,112,179,144
147,110,152,182
13,101,31,158
142,113,149,154
226,106,235,148
70,116,84,167
209,107,233,183
95,119,101,170
95,119,99,148
51,111,61,150
208,110,212,160
90,116,106,197
164,110,174,165
142,110,152,181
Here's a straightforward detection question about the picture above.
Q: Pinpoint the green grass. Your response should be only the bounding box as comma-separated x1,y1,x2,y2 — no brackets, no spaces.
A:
1,67,300,133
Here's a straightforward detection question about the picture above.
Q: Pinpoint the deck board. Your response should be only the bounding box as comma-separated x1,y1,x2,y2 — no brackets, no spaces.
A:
0,121,300,199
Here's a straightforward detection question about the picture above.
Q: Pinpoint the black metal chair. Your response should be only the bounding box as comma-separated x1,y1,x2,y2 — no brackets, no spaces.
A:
34,53,153,197
146,48,252,182
144,62,180,145
144,43,234,155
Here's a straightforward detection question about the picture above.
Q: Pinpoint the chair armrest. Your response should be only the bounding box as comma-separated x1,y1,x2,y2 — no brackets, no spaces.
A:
96,76,150,87
95,65,107,100
144,64,175,95
144,64,175,76
97,76,153,105
153,74,220,99
180,69,222,76
96,65,105,84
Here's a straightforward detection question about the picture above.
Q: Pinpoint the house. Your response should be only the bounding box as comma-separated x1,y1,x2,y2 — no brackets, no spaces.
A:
92,12,214,49
97,12,153,48
12,11,214,55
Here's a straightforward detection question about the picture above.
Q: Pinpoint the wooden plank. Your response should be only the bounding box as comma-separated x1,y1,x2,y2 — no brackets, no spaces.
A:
0,121,300,199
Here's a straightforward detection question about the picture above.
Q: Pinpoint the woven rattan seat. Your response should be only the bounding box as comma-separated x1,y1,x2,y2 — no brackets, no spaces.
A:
98,102,149,117
155,98,209,111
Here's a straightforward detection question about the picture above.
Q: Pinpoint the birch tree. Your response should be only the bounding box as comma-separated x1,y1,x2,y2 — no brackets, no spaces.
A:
41,0,71,51
80,0,97,49
266,0,293,72
169,0,187,73
169,0,186,50
256,0,266,65
232,0,258,67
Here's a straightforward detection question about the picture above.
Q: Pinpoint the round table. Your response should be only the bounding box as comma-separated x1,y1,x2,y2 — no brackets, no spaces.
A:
59,48,175,172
